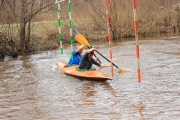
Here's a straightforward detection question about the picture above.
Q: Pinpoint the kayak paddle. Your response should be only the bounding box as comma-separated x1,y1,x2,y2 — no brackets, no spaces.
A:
73,28,129,73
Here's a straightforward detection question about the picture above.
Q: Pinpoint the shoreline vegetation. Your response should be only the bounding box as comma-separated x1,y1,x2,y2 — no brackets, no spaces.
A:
0,0,180,59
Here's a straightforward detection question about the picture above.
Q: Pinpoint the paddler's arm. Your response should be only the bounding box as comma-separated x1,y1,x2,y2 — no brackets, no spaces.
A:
91,58,100,67
91,58,111,68
100,63,111,67
87,47,95,53
76,45,84,53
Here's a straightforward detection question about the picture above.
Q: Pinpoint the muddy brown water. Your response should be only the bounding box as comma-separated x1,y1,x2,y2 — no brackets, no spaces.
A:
0,34,180,119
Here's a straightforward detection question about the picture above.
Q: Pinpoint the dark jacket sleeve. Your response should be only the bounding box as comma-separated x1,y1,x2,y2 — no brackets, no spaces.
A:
91,58,100,67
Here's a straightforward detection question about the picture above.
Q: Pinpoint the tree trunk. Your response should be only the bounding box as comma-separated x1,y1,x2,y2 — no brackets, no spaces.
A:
19,22,26,52
19,0,26,53
25,19,31,52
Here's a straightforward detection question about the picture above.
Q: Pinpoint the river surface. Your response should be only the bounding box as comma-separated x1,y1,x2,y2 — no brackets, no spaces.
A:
0,34,180,120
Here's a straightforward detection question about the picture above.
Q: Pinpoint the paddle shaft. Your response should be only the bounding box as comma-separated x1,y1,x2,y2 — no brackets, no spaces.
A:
89,46,119,69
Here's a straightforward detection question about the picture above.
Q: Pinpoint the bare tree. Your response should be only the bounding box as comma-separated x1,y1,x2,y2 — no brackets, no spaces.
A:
5,0,54,53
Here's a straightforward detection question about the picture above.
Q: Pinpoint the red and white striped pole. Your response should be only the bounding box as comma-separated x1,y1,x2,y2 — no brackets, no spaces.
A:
105,0,114,77
132,0,141,82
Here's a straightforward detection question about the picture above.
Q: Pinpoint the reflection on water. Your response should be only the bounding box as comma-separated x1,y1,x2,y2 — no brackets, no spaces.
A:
0,34,180,119
81,82,96,106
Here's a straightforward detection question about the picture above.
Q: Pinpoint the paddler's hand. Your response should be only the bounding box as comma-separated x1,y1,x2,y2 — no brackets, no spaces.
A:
100,63,111,67
87,48,96,53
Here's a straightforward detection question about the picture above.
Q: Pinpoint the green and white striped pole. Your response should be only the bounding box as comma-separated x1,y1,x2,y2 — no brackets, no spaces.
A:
68,0,73,51
55,0,64,54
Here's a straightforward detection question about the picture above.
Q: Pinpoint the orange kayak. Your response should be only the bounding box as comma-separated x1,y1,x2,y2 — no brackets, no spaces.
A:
57,61,112,81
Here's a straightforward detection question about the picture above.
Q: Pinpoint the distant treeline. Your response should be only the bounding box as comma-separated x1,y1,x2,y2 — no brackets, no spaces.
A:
0,0,180,59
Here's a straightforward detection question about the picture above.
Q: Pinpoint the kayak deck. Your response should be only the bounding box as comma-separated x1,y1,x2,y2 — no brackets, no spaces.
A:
57,61,112,81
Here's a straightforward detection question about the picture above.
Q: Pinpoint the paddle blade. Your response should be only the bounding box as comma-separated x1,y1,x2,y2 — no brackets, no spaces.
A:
75,33,90,46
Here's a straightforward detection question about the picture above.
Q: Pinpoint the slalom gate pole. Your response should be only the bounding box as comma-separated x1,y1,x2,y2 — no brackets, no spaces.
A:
68,0,73,51
105,0,114,77
132,0,141,82
55,0,64,54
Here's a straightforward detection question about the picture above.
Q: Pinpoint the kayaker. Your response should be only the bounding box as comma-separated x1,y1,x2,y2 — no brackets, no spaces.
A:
78,48,110,70
67,44,84,66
